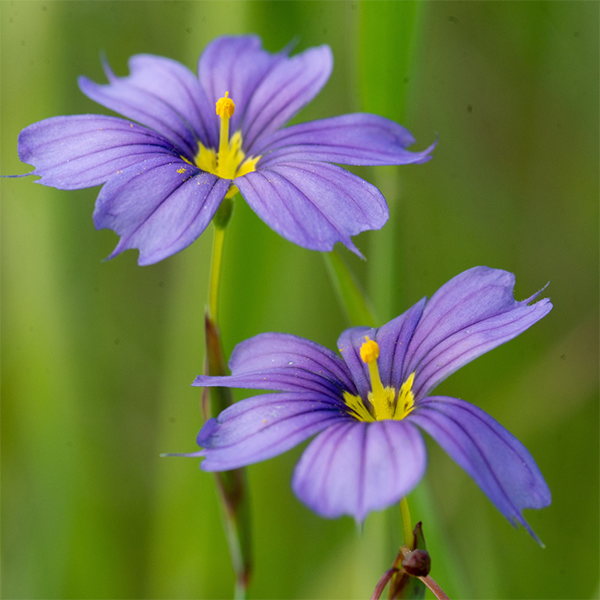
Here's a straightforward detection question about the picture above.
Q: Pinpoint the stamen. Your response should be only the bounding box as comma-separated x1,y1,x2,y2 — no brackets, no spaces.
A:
394,372,416,419
360,337,394,420
215,92,236,179
196,92,260,182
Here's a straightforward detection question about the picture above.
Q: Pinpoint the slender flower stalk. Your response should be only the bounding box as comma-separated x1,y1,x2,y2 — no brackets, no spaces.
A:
418,575,449,600
371,568,396,600
208,225,227,323
204,312,252,597
208,193,234,322
399,498,413,549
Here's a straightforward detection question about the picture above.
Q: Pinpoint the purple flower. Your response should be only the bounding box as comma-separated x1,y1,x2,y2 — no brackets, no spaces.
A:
190,267,552,541
16,35,434,265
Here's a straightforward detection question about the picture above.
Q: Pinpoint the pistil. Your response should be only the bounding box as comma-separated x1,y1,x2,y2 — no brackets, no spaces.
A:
360,338,394,420
360,337,385,397
215,92,236,179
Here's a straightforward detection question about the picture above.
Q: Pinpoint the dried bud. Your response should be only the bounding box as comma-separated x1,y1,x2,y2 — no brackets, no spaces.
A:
401,549,431,577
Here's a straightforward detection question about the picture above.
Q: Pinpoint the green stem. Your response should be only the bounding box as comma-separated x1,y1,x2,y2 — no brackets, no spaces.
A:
400,497,413,549
209,225,226,322
208,195,233,321
203,319,252,598
202,196,252,598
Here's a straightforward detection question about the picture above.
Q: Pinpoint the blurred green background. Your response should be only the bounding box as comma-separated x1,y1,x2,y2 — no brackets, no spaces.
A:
2,1,598,599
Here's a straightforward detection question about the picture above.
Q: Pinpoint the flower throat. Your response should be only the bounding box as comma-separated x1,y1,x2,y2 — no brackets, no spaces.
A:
192,92,260,198
343,337,415,422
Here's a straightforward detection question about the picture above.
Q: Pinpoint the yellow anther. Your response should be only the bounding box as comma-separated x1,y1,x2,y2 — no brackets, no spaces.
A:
215,91,235,118
360,337,380,364
343,339,417,422
343,391,375,423
394,373,416,419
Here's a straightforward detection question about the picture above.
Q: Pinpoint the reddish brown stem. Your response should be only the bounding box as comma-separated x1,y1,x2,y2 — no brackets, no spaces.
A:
371,568,398,600
418,574,450,600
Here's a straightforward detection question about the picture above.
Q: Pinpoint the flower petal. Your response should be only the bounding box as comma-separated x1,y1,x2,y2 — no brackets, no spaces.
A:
93,155,229,265
198,35,287,140
404,267,553,399
292,419,427,522
17,115,177,189
236,162,388,255
193,332,357,398
79,54,215,157
254,114,436,168
199,36,333,151
239,45,333,152
196,392,350,471
409,396,551,543
375,299,427,388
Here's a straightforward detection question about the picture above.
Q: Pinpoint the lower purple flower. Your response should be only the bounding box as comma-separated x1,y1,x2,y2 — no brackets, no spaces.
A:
189,267,552,542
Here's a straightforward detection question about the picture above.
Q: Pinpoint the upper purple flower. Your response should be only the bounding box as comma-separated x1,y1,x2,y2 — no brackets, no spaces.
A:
190,267,552,542
17,35,435,265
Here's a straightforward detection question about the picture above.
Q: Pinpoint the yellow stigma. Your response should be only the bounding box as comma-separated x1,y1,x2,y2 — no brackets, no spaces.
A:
215,91,235,118
360,338,380,363
190,92,260,187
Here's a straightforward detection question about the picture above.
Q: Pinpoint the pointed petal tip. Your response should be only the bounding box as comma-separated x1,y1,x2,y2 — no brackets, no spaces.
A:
99,51,117,82
511,513,547,548
191,375,206,387
160,450,205,458
1,172,35,179
342,239,365,260
411,397,551,544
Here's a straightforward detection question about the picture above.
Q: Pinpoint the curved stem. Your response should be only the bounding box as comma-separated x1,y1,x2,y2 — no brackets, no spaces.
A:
370,568,397,600
418,574,450,600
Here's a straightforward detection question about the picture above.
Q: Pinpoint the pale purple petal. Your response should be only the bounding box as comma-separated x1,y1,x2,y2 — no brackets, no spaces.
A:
254,114,436,168
292,419,427,522
194,369,351,401
240,45,333,152
409,396,551,544
404,267,552,399
375,299,427,389
193,332,357,398
93,155,229,265
197,392,350,471
79,54,214,157
198,35,287,139
236,162,388,256
17,115,177,189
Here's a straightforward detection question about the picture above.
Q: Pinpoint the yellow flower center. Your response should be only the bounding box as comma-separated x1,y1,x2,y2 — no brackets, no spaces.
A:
343,337,415,422
182,92,261,198
186,92,260,199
